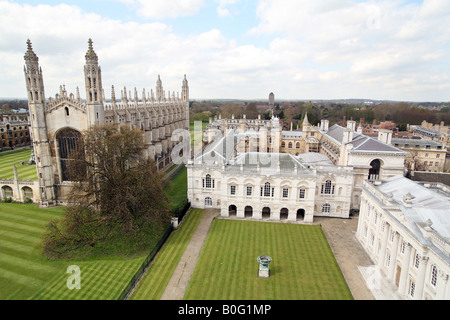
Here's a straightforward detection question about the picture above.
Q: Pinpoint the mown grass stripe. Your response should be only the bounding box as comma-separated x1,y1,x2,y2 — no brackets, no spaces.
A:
130,209,204,300
0,211,52,226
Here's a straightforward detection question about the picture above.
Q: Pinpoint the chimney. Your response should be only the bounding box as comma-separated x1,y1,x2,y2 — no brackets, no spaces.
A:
347,120,356,132
342,128,353,144
378,129,393,145
320,119,329,132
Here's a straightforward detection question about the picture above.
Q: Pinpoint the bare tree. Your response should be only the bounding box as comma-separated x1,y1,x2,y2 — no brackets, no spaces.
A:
43,124,170,259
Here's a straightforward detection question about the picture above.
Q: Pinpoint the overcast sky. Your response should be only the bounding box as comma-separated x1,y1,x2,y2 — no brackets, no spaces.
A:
1,0,450,101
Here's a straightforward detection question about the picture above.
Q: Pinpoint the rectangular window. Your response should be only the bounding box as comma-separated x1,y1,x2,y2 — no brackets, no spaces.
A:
409,281,415,297
230,185,236,195
299,189,305,199
247,186,252,196
271,188,274,197
282,188,288,198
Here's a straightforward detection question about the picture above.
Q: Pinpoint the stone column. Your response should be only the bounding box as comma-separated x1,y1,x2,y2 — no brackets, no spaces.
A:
414,255,429,300
388,231,400,281
398,242,412,296
378,222,389,269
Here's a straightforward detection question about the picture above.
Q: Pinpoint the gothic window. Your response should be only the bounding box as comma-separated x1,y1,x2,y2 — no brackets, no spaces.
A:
281,142,285,148
65,107,70,116
288,142,293,149
57,128,84,181
296,142,300,149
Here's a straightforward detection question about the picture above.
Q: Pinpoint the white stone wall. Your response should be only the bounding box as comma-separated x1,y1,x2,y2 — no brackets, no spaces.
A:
357,181,450,300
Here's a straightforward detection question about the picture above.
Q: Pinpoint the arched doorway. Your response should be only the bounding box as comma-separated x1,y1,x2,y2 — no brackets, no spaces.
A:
22,187,33,202
244,206,253,218
56,128,84,181
262,207,271,219
1,186,13,200
229,205,237,217
280,208,289,220
368,159,381,181
297,209,305,221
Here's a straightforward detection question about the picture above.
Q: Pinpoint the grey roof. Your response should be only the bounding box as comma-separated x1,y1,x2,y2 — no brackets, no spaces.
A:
377,176,450,248
231,152,308,170
325,124,405,153
296,152,334,166
392,138,444,148
282,130,303,137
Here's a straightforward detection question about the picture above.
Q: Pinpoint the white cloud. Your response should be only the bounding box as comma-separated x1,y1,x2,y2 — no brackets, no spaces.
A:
1,0,450,101
119,0,205,19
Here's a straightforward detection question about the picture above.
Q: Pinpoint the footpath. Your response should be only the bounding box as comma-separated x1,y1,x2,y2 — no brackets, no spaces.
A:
160,209,218,300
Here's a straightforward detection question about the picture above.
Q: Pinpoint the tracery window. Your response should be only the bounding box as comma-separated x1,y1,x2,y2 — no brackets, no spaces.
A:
322,203,331,213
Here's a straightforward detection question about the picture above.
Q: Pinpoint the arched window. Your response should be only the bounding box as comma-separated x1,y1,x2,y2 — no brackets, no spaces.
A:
321,180,334,194
56,128,84,181
65,107,70,116
205,174,211,188
1,186,13,199
369,159,381,181
288,142,293,149
22,187,33,201
205,197,212,206
322,203,331,213
264,182,271,197
281,142,286,148
296,142,300,149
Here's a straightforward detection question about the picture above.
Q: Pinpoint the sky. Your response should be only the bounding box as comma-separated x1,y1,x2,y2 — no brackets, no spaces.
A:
1,0,450,101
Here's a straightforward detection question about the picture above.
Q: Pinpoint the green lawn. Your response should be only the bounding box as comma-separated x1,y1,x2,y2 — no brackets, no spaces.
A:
0,148,37,180
184,219,353,300
0,203,147,300
164,167,187,212
130,209,204,300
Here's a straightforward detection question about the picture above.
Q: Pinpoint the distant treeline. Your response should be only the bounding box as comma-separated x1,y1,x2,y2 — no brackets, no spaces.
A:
190,100,450,129
0,99,28,112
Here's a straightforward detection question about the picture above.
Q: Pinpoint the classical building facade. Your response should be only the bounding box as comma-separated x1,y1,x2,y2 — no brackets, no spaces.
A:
200,112,406,216
189,108,407,221
392,138,447,172
356,176,450,300
24,39,189,206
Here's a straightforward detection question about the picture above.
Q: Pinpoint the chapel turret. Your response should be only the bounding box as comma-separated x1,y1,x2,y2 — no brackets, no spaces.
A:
84,38,104,125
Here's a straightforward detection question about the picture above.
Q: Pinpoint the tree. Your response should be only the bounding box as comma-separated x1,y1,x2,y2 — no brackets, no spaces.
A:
42,124,171,259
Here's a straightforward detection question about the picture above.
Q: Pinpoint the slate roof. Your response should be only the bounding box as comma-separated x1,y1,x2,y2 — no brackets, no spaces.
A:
375,176,450,260
325,124,405,154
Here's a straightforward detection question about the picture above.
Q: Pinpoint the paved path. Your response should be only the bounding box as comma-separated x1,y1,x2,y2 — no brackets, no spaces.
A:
160,209,219,300
315,216,404,300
